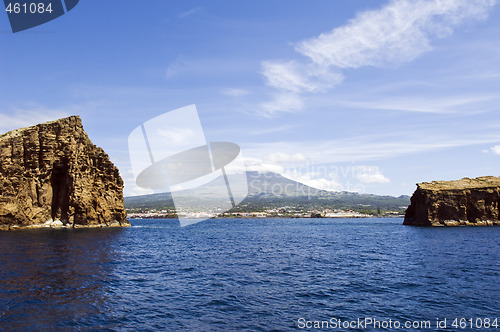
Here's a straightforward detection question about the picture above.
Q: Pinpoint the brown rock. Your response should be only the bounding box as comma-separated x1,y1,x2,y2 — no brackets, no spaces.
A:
0,116,129,230
404,176,500,226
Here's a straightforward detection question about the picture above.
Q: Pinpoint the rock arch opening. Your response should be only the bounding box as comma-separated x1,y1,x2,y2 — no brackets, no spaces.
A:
50,160,71,222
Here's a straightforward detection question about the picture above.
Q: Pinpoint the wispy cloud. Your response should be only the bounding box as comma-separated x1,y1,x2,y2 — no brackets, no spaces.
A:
220,87,251,97
334,94,500,114
296,0,495,68
264,152,306,163
260,92,303,117
249,124,296,136
261,61,343,93
178,7,203,19
243,130,500,164
259,0,496,116
0,108,70,134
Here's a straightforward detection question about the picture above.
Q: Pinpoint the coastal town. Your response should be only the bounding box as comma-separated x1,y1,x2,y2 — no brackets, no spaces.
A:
126,207,404,219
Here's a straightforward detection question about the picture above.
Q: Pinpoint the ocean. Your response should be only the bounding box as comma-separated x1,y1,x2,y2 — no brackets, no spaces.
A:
0,218,499,331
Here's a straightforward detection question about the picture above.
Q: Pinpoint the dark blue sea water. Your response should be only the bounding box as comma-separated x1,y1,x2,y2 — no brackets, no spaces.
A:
0,218,499,331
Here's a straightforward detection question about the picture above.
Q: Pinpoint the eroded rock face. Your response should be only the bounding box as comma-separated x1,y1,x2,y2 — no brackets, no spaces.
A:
404,176,500,226
0,116,129,230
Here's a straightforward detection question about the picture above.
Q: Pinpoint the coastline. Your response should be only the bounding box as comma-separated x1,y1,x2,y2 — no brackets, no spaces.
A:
0,220,131,231
126,215,404,220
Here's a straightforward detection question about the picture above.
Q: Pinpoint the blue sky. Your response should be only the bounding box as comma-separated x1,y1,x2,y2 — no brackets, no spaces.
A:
1,0,499,197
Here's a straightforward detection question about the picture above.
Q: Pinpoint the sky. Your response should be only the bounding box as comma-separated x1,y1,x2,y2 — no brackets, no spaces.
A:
1,0,499,197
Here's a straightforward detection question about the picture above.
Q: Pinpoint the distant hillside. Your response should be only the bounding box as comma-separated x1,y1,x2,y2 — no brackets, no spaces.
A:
124,171,410,214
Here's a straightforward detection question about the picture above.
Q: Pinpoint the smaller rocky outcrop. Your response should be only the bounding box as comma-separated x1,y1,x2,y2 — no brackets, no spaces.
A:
0,116,129,230
404,176,500,226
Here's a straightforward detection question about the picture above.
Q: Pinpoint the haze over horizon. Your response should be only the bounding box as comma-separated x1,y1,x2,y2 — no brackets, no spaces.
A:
1,0,499,197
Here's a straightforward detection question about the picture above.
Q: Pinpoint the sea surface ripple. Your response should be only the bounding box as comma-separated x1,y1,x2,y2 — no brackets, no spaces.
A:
0,218,499,331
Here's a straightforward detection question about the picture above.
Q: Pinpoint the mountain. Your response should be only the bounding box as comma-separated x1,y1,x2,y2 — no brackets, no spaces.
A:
124,171,410,214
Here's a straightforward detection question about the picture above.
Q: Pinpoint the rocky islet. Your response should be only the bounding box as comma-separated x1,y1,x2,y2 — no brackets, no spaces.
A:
404,176,500,226
0,116,129,230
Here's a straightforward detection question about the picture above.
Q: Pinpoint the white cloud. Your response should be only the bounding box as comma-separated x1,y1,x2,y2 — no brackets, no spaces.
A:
283,165,391,191
262,61,310,93
224,154,391,192
260,93,304,117
264,152,306,163
260,61,343,114
214,157,285,174
285,172,343,192
240,157,284,174
490,145,500,155
296,0,495,68
259,0,496,116
0,109,70,134
261,61,342,93
357,167,391,184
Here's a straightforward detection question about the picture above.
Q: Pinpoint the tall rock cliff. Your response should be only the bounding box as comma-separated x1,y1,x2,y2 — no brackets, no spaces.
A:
0,116,129,230
404,176,500,226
